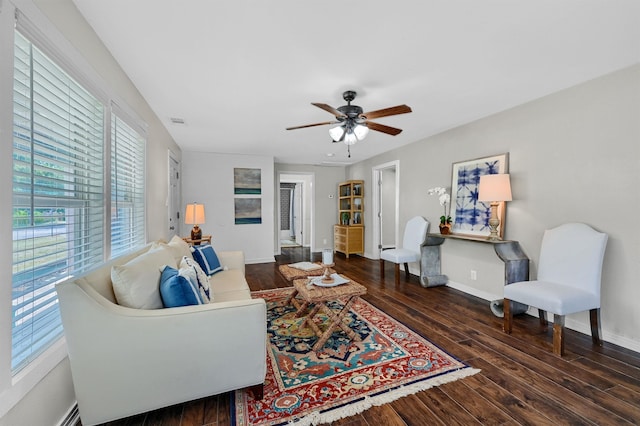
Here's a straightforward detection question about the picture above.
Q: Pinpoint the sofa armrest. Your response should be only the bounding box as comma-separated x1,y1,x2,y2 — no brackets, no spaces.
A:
218,250,245,275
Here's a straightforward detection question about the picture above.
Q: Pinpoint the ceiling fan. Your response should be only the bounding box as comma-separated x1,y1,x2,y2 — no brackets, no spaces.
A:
286,90,412,157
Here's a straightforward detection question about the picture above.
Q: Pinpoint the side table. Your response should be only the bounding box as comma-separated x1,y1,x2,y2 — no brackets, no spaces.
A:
420,233,529,317
182,235,212,246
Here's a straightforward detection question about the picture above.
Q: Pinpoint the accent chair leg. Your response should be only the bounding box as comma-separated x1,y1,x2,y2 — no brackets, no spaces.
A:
590,308,603,347
380,259,385,279
403,263,410,281
553,314,565,356
394,263,400,286
538,309,548,328
249,383,264,400
503,298,512,334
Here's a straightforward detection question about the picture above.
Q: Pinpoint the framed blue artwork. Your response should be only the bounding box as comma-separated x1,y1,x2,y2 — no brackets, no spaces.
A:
450,153,509,238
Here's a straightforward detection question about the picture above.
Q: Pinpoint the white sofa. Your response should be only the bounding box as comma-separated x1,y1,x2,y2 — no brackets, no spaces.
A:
56,240,267,426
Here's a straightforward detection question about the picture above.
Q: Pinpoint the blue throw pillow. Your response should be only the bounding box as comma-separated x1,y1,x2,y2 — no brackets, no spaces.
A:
191,244,223,276
159,265,203,308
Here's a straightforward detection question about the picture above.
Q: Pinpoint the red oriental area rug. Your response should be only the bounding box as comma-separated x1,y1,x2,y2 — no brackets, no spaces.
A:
232,288,480,426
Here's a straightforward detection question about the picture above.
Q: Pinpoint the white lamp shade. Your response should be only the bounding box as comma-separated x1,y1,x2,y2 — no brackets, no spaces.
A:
478,174,512,202
343,131,357,145
353,124,369,140
329,126,345,141
185,203,206,224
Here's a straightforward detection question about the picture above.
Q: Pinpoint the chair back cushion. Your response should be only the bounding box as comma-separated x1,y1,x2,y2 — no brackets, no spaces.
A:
402,216,429,254
538,223,608,297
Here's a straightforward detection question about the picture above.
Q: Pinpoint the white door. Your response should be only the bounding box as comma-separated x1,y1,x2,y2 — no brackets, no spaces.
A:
168,152,181,237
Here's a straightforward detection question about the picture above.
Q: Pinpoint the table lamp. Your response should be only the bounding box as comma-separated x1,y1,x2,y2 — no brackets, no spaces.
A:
185,203,206,244
478,174,512,241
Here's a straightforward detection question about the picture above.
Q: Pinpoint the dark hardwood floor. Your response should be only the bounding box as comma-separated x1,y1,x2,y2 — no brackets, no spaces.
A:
99,247,640,426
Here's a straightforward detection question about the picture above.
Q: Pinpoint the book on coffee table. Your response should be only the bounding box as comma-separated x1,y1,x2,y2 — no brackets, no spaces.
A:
288,262,323,271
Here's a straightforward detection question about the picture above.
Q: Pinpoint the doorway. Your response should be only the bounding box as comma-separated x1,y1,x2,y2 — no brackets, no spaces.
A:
279,182,302,247
277,172,314,255
372,161,399,259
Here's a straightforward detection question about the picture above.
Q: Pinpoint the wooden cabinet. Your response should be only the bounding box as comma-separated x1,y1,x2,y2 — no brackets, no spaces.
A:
334,225,363,258
334,180,364,257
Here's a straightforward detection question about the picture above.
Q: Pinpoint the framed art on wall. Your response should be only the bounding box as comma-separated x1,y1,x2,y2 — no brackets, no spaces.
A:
450,153,509,238
234,198,262,224
234,168,261,195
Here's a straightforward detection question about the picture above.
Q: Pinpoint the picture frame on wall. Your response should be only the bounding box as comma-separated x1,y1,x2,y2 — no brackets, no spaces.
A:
234,198,262,225
234,168,261,195
450,153,509,238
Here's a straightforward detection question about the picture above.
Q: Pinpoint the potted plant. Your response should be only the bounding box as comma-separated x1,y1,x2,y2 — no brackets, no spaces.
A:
428,187,452,234
341,212,350,225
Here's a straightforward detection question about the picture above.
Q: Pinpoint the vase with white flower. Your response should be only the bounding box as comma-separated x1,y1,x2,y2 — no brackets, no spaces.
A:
428,187,452,234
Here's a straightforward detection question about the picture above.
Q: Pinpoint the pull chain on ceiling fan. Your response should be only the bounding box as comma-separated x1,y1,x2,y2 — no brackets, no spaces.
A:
286,90,412,157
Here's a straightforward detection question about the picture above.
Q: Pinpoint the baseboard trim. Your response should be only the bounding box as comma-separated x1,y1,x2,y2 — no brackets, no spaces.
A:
446,280,640,353
58,402,79,426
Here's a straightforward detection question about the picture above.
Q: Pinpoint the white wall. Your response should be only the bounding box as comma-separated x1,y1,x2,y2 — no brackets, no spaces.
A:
181,152,275,264
0,1,181,424
348,64,640,351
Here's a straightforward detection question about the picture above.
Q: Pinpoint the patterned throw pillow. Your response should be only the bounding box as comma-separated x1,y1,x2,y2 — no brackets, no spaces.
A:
159,265,203,308
191,244,223,276
180,256,212,303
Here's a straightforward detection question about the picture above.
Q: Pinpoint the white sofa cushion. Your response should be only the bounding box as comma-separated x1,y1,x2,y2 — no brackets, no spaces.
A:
155,235,193,265
111,246,175,309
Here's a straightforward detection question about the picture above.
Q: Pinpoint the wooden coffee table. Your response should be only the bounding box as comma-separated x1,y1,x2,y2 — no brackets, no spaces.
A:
289,276,367,352
278,263,334,282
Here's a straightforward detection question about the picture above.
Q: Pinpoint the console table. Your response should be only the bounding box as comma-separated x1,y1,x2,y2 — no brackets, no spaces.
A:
420,233,529,316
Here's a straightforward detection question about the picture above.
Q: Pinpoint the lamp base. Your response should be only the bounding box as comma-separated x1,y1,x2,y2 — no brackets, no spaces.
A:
487,202,501,241
191,226,202,244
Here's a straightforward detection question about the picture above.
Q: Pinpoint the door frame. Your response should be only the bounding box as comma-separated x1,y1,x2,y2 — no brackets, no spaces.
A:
167,150,181,238
372,160,400,259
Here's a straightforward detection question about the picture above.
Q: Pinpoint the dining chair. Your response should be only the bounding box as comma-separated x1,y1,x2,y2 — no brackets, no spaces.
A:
380,216,429,285
503,222,608,356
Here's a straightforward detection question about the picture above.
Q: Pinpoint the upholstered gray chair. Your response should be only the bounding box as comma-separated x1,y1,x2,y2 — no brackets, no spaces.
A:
380,216,429,285
503,223,608,356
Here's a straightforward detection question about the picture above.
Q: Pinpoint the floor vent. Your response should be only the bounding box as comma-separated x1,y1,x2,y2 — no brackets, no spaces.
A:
60,403,80,426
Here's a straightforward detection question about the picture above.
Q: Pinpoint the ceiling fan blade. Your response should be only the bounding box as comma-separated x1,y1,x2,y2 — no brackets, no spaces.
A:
361,104,412,120
312,103,346,118
286,121,336,130
366,121,403,136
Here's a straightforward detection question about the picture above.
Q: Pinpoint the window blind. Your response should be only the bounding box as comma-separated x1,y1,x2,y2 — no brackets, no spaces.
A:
12,31,105,373
111,114,146,257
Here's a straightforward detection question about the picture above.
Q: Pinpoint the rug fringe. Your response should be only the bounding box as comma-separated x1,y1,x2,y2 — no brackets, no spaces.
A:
287,367,481,425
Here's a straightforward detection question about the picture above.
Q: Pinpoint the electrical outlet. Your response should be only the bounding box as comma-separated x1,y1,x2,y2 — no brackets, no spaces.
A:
323,238,327,245
470,270,477,280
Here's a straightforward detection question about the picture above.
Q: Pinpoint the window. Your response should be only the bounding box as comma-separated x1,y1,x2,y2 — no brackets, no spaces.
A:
12,31,105,373
111,114,146,257
11,28,146,375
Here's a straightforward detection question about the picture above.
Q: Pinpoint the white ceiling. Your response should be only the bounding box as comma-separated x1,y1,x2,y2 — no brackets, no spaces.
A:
72,0,640,165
